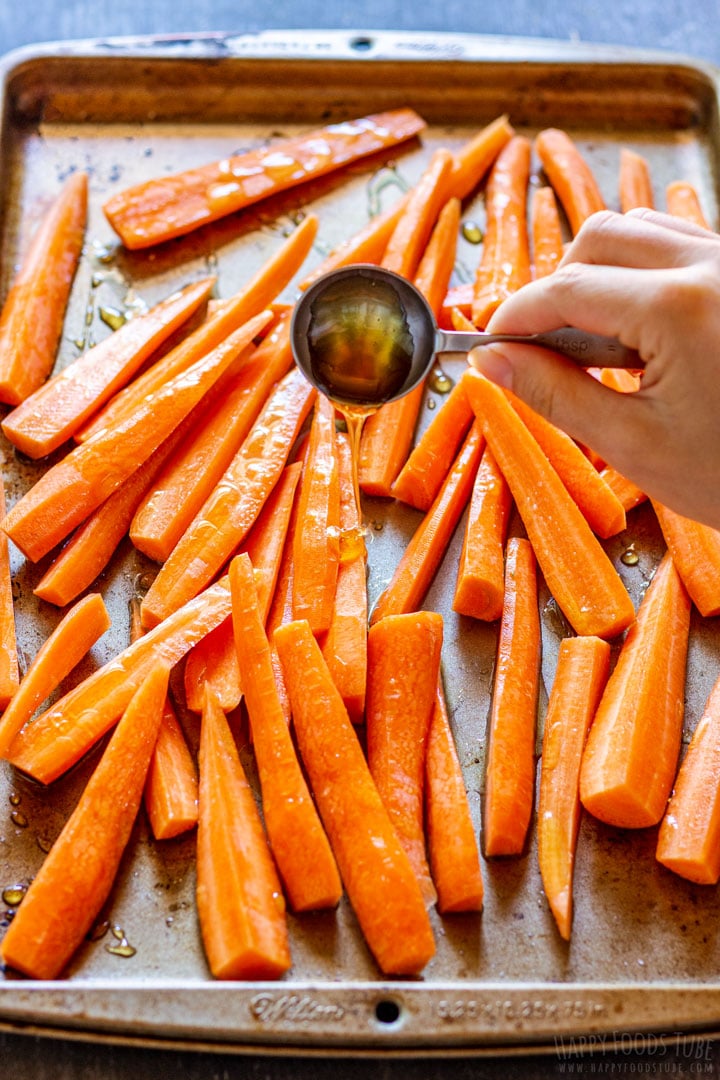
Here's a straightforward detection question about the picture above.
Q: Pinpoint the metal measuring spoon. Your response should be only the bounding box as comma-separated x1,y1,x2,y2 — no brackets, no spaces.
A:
290,264,643,408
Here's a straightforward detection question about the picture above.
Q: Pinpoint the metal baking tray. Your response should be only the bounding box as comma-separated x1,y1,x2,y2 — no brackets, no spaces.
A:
1,29,720,1056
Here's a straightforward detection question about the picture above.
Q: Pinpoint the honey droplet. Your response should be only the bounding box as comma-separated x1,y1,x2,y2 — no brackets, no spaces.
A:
426,398,437,410
99,305,127,331
2,885,26,907
366,165,409,217
339,526,367,564
621,547,640,566
91,241,117,266
461,220,484,244
10,811,28,828
427,365,453,394
105,925,137,958
9,792,21,807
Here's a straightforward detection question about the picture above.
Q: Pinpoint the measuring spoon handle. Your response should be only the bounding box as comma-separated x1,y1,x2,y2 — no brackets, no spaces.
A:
435,327,643,369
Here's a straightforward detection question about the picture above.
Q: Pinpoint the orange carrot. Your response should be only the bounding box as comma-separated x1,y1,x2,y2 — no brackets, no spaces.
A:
366,610,444,906
140,367,315,628
599,465,647,513
452,445,512,622
183,461,301,713
0,593,110,759
0,172,87,406
483,537,540,857
104,108,426,249
391,376,474,511
651,501,720,617
531,185,564,279
463,369,635,639
0,479,19,709
321,431,368,723
131,316,294,564
230,552,342,911
538,635,611,939
274,618,435,975
197,684,291,980
449,114,515,201
5,576,233,785
580,552,691,828
0,663,169,980
619,148,655,212
299,201,405,290
534,128,606,236
2,276,215,458
508,392,627,539
78,216,317,443
471,135,532,328
666,180,711,229
438,281,473,327
144,696,200,841
370,421,485,625
380,148,455,280
656,673,720,884
425,680,484,913
3,311,272,563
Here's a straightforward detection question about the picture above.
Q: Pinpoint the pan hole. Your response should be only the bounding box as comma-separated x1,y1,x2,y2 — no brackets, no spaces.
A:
349,36,374,52
374,998,402,1025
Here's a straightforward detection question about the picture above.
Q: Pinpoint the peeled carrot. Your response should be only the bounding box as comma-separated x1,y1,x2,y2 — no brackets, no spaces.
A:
299,201,405,290
463,369,635,640
197,684,291,980
425,680,484,913
3,311,272,563
144,697,200,841
449,113,515,201
321,431,368,723
471,135,532,328
0,172,87,406
230,553,342,911
534,128,606,236
656,673,720,884
2,276,215,458
274,618,435,976
104,108,426,249
391,376,474,511
0,479,19,709
651,501,720,618
665,180,711,229
370,421,484,625
438,281,473,327
382,148,455,279
5,576,233,785
140,367,315,628
0,593,110,759
580,552,691,829
0,663,169,980
599,465,647,513
452,445,512,622
538,636,611,939
291,394,340,636
619,148,655,212
531,186,564,279
366,610,444,906
483,537,540,857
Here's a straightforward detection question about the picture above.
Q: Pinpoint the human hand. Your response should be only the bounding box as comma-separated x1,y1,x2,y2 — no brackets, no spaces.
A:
468,208,720,529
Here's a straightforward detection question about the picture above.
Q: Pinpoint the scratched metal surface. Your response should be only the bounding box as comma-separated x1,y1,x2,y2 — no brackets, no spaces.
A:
0,31,720,1053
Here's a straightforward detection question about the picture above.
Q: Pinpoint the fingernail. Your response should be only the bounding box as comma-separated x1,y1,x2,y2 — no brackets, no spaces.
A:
467,344,513,389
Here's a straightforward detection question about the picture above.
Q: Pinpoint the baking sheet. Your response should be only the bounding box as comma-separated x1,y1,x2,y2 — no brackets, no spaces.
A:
1,29,720,1053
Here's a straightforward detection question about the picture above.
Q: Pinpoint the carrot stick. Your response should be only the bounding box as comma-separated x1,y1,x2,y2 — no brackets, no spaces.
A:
453,445,512,622
0,593,110,759
366,610,444,906
391,376,474,511
471,135,532,328
130,316,294,563
379,148,455,280
359,195,460,497
298,201,405,290
2,276,215,458
230,553,342,911
508,392,627,538
77,216,317,444
0,172,87,406
619,148,655,212
449,114,515,201
426,679,484,913
439,281,473,327
5,576,233,785
183,461,301,713
538,635,610,939
651,501,720,617
104,108,426,250
463,369,635,639
0,663,169,980
197,684,291,980
273,618,435,975
580,552,691,828
3,311,272,563
321,431,368,723
139,367,315,628
534,128,606,236
370,421,484,624
656,673,720,884
599,465,647,513
0,479,19,709
531,186,564,280
665,181,711,229
483,537,540,856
